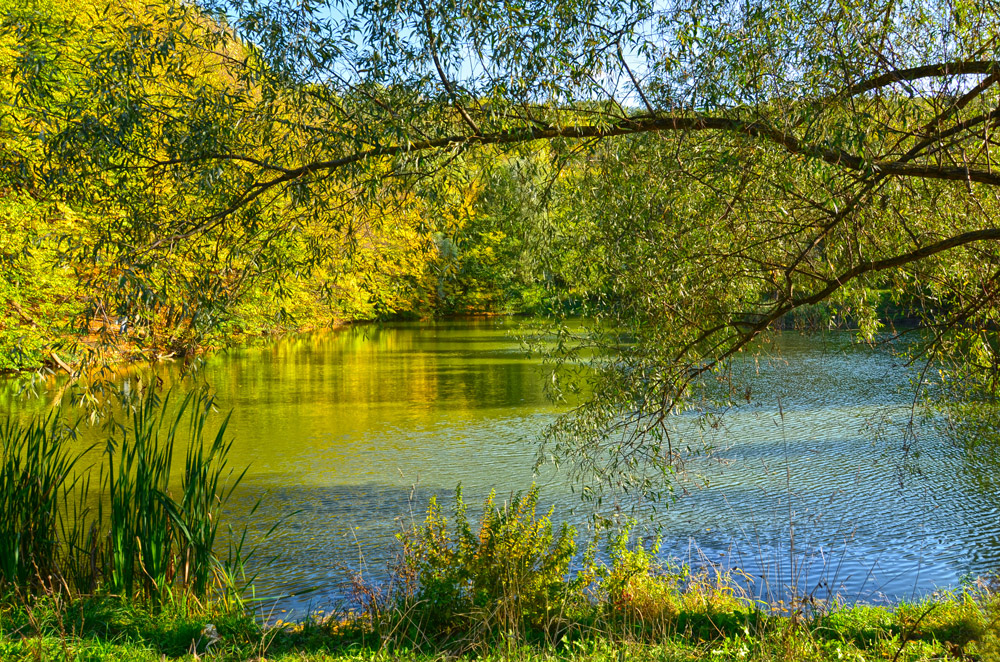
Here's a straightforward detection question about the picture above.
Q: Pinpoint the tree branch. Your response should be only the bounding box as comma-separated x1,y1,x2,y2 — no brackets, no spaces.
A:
423,11,481,135
838,60,1000,100
235,114,1000,200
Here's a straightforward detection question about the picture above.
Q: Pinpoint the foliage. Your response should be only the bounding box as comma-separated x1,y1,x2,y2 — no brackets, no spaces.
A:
6,0,1000,496
0,387,246,601
0,194,82,372
395,486,577,640
0,0,474,373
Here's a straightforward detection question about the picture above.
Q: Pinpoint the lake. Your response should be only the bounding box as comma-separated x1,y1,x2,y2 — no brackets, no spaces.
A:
3,319,999,617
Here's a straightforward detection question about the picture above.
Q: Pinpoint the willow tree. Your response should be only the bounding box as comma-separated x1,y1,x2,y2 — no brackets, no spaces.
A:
6,0,1000,491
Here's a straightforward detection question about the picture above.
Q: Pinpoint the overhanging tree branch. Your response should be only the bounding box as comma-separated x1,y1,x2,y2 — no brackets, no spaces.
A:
176,111,1000,237
837,60,1000,100
684,228,1000,390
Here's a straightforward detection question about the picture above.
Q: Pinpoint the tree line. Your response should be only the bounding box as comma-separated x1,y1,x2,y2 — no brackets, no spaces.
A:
3,0,1000,493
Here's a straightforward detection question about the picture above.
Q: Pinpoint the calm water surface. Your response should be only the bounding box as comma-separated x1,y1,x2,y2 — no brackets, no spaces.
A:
4,319,999,615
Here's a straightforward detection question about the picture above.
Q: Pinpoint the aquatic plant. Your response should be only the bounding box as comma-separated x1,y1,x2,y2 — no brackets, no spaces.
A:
0,388,246,601
0,415,85,590
101,390,244,598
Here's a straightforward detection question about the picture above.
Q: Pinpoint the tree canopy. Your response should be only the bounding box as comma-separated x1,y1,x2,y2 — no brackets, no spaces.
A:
5,0,1000,495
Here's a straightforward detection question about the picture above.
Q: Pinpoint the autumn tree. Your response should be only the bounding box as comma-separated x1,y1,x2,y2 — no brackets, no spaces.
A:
6,0,1000,490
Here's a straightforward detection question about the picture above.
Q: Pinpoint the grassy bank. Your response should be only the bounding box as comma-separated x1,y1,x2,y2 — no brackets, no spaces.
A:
2,581,998,661
2,483,999,662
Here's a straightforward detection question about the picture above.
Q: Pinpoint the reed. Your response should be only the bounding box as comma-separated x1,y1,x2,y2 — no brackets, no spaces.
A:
0,388,246,602
0,414,85,590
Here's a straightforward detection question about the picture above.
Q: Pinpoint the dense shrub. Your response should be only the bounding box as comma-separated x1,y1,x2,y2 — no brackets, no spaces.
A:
397,487,576,640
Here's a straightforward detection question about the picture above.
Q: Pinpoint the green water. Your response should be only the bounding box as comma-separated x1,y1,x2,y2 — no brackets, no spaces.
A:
205,320,560,489
4,319,1000,615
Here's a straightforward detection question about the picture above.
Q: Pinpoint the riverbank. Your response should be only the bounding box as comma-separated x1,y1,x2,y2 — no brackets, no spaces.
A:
2,581,997,661
3,473,998,661
3,388,999,660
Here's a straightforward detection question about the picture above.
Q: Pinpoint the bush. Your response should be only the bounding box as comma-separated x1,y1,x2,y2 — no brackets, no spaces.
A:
397,486,576,641
599,525,683,626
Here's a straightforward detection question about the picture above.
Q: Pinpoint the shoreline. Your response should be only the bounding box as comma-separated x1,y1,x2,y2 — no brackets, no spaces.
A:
2,577,996,661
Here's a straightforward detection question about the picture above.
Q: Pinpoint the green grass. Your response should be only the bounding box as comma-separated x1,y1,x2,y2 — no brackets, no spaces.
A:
1,587,998,661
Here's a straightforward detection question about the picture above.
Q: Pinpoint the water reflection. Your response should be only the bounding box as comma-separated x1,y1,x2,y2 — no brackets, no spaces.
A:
3,322,1000,615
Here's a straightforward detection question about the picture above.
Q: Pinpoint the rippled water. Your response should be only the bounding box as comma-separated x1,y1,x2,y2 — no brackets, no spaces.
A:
4,319,999,615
